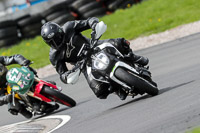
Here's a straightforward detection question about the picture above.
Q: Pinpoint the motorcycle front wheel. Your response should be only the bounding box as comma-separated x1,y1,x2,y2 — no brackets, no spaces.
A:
114,67,159,96
41,86,76,107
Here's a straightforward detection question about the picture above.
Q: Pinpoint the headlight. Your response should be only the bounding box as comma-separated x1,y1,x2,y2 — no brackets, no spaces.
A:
93,52,110,70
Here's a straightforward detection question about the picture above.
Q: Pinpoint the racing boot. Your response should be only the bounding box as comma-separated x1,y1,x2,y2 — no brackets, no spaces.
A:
126,52,149,66
8,101,32,119
0,94,12,106
116,88,128,100
121,39,149,66
45,103,59,114
19,107,33,119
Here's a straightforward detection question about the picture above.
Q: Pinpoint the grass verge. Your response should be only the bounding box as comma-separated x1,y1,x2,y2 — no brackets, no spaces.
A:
1,0,200,69
186,127,200,133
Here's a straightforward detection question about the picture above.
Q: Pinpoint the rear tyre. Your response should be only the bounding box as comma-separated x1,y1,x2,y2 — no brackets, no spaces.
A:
106,0,123,11
0,36,19,48
17,14,42,27
0,20,17,29
115,67,159,96
41,86,76,107
46,10,69,21
42,0,72,17
78,2,102,15
70,0,95,11
0,27,18,39
50,13,75,25
119,0,135,9
82,8,106,19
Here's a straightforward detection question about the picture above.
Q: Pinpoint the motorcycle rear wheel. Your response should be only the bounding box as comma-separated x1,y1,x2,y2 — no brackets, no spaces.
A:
115,67,159,96
41,86,76,107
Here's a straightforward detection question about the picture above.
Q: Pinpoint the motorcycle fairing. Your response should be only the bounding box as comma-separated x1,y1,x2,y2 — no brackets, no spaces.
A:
34,80,58,102
97,42,124,57
93,41,144,90
86,65,109,83
7,85,21,99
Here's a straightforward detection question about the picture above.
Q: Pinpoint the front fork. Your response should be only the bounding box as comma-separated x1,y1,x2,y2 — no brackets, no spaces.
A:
12,91,15,106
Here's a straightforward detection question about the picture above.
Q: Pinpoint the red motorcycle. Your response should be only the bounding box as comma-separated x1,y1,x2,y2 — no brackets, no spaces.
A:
6,65,76,117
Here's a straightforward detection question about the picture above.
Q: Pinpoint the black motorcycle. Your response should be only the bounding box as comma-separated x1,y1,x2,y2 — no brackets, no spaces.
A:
67,21,159,99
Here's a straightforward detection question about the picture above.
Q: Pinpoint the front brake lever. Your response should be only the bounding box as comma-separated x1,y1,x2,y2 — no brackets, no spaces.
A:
71,64,80,72
72,59,86,72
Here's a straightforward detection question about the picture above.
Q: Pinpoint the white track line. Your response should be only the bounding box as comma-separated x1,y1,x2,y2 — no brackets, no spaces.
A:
0,115,71,133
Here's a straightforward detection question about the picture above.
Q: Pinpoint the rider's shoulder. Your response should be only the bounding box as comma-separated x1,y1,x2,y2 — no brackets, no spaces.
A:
49,48,59,57
62,21,75,34
62,21,75,29
49,48,65,59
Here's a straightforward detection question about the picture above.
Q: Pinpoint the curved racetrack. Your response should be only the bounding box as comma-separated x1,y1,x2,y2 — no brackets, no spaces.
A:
0,33,200,133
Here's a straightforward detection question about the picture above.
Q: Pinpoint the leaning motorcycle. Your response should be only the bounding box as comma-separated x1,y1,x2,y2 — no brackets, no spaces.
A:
6,64,76,118
67,21,159,99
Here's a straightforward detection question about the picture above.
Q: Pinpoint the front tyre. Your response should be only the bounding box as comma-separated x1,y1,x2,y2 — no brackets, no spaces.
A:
41,86,76,107
115,67,159,96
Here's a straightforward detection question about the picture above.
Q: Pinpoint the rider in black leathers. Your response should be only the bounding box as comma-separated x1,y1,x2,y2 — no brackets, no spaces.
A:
0,54,33,118
41,17,149,100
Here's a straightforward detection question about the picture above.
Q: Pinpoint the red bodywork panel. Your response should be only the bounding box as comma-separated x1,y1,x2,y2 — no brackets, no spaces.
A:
34,80,58,102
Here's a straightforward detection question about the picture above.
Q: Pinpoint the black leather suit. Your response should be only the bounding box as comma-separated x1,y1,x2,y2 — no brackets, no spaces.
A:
0,54,29,105
0,54,34,118
49,18,136,99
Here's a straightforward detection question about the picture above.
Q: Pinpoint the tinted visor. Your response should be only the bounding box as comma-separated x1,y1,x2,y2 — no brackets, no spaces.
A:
45,33,63,49
46,39,59,49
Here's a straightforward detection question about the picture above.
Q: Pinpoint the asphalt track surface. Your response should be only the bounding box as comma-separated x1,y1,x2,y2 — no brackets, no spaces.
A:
0,33,200,133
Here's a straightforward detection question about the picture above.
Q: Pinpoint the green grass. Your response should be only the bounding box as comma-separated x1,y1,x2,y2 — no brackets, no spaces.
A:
186,127,200,133
1,0,200,68
98,0,200,39
0,36,51,69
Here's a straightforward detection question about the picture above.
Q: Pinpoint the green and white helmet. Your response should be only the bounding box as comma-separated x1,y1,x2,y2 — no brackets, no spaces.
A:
6,67,34,94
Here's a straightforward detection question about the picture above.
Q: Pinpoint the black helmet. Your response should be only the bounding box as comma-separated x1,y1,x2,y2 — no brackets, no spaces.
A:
0,63,8,87
41,22,64,49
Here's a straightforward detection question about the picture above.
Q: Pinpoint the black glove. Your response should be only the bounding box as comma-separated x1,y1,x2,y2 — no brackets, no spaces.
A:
88,17,99,31
0,94,12,106
22,60,31,66
8,109,18,115
91,31,96,40
91,22,97,31
8,99,22,115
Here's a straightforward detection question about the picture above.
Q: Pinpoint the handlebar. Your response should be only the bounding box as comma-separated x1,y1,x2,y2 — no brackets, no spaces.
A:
29,66,38,76
71,59,86,72
91,31,98,48
71,27,102,73
24,61,38,76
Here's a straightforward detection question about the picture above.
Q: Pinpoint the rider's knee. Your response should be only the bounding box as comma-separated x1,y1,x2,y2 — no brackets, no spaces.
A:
108,38,130,54
89,80,110,99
